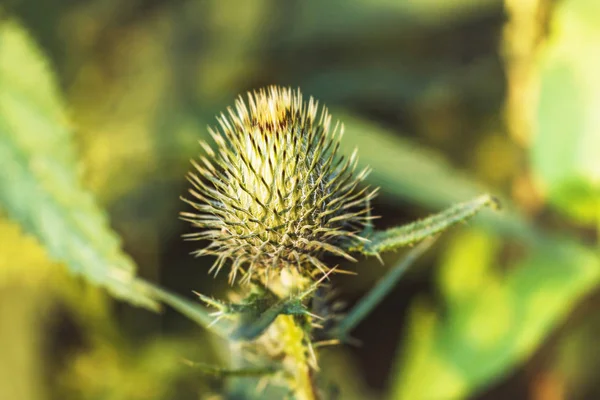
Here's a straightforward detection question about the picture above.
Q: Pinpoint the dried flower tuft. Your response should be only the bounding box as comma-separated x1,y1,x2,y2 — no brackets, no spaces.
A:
181,87,377,283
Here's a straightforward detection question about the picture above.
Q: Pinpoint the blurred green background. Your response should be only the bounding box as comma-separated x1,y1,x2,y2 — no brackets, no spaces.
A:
0,0,599,399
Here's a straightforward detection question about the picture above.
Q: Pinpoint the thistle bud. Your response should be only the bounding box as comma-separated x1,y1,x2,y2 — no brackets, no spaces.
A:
181,87,377,283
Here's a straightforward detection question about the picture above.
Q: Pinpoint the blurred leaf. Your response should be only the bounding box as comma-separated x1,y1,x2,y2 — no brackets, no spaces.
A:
0,220,223,399
532,0,600,224
337,111,534,240
0,20,157,309
390,230,600,399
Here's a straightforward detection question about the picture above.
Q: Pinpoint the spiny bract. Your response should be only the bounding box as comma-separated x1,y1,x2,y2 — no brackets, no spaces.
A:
181,86,377,283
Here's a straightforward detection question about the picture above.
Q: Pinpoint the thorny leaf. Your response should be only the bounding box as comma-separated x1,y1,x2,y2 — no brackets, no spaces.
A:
195,284,318,341
350,194,499,257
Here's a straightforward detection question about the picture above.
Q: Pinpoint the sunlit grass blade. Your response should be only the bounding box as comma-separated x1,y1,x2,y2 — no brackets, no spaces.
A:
334,236,437,341
351,194,499,256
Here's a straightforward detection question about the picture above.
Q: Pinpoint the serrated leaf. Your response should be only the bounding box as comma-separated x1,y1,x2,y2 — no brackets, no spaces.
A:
230,296,308,341
0,20,157,309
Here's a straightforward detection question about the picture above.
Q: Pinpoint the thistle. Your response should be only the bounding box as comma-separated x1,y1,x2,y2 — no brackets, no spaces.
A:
180,86,498,399
181,86,377,284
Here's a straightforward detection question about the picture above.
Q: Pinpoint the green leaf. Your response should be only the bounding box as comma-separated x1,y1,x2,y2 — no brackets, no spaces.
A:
351,194,499,256
0,20,157,309
173,286,312,341
230,296,309,341
532,0,600,224
389,230,600,400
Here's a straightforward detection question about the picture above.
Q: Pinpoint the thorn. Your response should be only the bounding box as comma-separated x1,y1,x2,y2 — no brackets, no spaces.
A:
193,291,220,305
316,266,338,283
332,268,357,276
314,339,340,348
305,311,325,321
208,315,224,328
299,266,338,300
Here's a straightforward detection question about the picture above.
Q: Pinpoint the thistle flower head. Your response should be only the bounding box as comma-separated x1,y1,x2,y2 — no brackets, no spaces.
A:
181,86,377,283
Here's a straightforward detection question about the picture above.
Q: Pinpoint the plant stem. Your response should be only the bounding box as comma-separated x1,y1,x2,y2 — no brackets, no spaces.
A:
335,236,436,340
277,315,319,400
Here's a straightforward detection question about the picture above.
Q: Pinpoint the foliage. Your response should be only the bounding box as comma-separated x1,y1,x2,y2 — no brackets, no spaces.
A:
0,0,598,399
532,0,600,224
0,21,156,309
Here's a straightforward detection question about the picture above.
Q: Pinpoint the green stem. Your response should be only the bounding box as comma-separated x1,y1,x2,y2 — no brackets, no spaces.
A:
277,315,320,400
184,361,276,378
334,236,436,340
